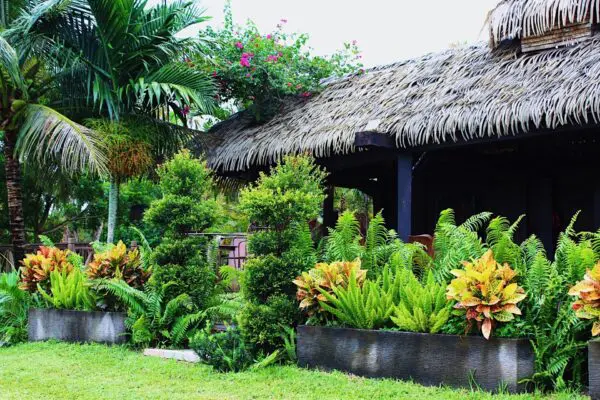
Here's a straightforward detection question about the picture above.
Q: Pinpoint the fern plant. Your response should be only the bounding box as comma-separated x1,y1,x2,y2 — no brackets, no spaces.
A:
96,280,204,348
0,272,30,346
391,270,450,333
324,211,404,277
38,269,96,311
318,270,395,329
432,209,491,282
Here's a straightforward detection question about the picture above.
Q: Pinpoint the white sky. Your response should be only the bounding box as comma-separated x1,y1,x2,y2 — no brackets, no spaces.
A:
151,0,501,67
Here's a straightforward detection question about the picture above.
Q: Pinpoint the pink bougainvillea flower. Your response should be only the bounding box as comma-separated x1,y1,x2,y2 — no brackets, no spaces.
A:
287,82,292,87
181,105,190,116
235,41,243,49
212,71,217,77
240,56,251,67
246,73,251,78
301,91,312,98
266,34,272,39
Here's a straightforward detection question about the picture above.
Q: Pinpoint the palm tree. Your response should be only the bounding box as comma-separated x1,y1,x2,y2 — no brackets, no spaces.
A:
0,35,107,263
11,0,216,242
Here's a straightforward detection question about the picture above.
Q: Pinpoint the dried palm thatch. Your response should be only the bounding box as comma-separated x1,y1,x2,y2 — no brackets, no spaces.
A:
205,35,600,173
489,0,600,47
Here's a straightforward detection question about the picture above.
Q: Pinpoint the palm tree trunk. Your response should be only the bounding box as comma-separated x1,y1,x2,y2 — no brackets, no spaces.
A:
3,129,26,265
106,177,119,243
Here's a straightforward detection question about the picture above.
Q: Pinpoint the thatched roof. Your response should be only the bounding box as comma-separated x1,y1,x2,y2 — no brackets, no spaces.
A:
489,0,600,47
206,34,600,173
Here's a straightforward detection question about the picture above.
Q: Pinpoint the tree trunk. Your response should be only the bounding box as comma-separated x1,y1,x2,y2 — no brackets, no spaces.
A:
3,129,27,265
106,177,119,243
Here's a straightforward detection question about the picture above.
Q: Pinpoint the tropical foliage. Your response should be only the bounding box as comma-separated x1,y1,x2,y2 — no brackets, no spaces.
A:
293,259,366,318
570,261,600,336
446,250,526,339
38,269,96,311
318,270,395,330
19,246,74,292
391,270,450,334
97,279,204,348
0,271,30,346
87,241,149,289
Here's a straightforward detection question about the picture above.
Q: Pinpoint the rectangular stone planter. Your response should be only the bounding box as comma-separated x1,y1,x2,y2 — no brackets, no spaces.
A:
589,340,600,399
297,325,534,393
28,308,127,345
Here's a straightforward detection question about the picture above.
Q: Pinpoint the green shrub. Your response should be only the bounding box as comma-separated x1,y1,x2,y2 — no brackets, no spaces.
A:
238,295,299,350
243,254,303,303
144,194,217,236
237,155,326,352
144,151,219,309
151,261,216,311
190,324,254,372
239,155,326,237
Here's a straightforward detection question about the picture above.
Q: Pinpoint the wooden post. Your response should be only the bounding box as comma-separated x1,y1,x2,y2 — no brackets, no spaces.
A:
396,153,413,242
67,236,75,252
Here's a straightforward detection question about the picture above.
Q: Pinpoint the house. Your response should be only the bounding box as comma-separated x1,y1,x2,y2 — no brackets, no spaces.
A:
202,0,600,253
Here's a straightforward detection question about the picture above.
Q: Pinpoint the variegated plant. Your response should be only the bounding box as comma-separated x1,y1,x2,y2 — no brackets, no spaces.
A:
87,241,150,289
569,261,600,336
446,249,526,339
20,246,74,293
293,259,366,316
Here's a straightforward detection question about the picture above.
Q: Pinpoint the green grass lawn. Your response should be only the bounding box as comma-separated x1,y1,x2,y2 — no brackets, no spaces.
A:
0,342,589,400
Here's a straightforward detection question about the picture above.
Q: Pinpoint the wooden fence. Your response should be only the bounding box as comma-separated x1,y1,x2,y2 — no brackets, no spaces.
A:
0,234,248,273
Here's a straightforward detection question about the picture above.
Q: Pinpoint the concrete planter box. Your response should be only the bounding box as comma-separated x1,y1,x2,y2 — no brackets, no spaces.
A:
589,340,600,399
28,308,127,344
297,325,534,393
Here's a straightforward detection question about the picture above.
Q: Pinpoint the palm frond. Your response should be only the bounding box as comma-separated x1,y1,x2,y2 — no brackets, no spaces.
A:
15,103,108,176
0,36,26,94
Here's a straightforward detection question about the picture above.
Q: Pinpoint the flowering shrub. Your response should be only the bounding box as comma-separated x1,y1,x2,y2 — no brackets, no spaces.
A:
569,261,600,336
20,246,74,293
196,3,363,121
446,250,526,339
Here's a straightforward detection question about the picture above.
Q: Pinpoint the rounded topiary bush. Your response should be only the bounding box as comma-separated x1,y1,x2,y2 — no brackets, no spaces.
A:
237,294,300,350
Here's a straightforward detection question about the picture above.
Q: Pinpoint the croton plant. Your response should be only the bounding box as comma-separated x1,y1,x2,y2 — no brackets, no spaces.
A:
293,259,367,317
446,250,526,339
87,241,150,289
20,246,74,293
569,261,600,336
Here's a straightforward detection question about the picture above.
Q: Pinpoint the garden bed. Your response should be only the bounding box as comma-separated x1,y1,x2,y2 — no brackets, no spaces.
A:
28,308,127,344
297,325,534,393
589,340,600,400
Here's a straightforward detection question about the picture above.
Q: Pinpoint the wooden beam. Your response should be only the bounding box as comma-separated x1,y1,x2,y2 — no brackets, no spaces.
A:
396,153,413,241
354,131,396,149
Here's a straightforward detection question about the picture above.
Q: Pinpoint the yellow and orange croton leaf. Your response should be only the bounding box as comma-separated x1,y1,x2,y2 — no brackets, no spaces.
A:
293,259,366,316
446,249,526,340
569,261,600,336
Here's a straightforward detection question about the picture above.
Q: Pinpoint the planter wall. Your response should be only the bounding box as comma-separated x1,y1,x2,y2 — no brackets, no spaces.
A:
297,325,534,393
590,341,600,400
28,308,127,344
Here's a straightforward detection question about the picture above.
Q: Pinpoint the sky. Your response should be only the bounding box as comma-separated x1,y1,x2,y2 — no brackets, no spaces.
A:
150,0,501,67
